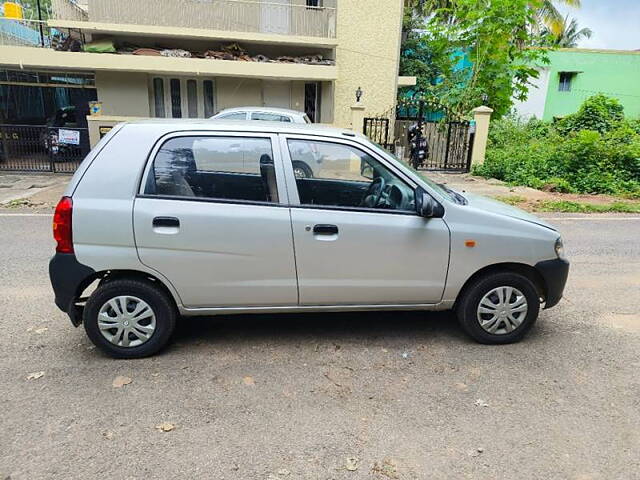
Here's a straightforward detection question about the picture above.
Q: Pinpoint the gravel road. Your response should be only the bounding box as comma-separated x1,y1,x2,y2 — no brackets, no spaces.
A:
0,212,639,480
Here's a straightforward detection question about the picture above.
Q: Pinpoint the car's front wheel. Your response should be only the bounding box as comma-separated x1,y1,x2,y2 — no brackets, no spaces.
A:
83,279,176,358
455,272,540,344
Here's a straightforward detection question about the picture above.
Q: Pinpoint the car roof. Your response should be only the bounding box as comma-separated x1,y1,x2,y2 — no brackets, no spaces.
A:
215,106,306,117
119,119,365,140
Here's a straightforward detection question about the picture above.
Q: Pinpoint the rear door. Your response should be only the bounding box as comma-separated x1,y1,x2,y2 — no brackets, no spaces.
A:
133,131,297,309
281,135,450,306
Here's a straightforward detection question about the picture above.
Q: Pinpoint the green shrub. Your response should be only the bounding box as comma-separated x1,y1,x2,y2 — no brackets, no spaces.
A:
476,94,640,195
556,94,625,134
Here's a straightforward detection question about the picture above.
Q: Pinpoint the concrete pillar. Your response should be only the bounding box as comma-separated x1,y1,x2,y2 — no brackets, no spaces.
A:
471,106,494,165
350,103,366,134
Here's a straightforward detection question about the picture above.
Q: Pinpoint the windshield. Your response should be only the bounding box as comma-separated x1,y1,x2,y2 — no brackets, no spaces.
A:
367,141,458,201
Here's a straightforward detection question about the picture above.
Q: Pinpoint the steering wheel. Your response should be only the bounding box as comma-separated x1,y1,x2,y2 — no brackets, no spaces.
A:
360,176,386,208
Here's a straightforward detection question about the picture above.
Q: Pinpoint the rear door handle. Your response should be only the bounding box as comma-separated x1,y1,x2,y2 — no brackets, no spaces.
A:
313,224,338,235
153,216,180,228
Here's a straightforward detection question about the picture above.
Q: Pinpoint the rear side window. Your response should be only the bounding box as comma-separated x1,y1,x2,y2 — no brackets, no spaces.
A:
251,112,292,122
217,112,246,120
145,136,279,203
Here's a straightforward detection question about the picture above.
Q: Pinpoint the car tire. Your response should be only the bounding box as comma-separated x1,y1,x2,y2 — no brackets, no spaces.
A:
455,272,540,345
83,279,177,359
292,161,313,179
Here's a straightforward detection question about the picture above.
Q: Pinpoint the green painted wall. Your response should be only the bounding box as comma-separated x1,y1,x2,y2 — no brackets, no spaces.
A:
542,49,640,121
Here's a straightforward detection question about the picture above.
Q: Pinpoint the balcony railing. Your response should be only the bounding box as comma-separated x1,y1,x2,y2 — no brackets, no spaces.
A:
0,19,55,47
52,0,337,39
51,0,89,22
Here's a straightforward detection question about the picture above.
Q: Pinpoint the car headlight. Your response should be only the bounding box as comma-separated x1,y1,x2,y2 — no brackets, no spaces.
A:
555,237,566,260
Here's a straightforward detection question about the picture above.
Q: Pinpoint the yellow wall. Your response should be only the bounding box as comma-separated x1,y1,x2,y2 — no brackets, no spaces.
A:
214,78,263,111
95,71,150,116
332,0,403,128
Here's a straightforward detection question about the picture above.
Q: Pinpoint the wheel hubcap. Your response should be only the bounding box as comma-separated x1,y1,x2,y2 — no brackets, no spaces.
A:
477,286,528,335
293,167,307,179
97,296,156,348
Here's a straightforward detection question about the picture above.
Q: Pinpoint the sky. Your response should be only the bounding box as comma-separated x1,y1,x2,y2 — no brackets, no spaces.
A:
557,0,640,50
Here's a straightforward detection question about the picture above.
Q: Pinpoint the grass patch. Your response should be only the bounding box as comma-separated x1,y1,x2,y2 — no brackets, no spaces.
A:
536,200,640,213
493,195,527,206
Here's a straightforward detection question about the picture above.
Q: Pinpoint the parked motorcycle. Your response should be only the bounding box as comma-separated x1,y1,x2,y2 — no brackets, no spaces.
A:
407,123,429,170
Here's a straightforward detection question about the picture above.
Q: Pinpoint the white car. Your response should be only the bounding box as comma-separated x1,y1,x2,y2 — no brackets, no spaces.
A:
49,120,569,358
210,107,311,124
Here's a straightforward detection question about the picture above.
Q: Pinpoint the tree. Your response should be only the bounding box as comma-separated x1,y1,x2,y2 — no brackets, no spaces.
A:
405,0,582,33
539,16,593,47
17,0,52,20
536,0,581,34
400,0,550,118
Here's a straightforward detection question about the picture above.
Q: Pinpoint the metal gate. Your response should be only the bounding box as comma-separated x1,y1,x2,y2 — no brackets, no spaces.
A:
363,99,475,172
0,125,89,173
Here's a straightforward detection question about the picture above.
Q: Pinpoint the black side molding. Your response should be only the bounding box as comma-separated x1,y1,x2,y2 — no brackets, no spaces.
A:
535,258,570,309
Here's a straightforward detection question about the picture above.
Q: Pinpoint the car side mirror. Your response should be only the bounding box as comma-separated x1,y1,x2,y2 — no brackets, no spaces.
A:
360,159,374,179
415,188,444,218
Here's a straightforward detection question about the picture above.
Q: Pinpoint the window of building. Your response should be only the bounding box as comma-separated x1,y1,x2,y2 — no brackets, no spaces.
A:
146,136,278,203
306,0,322,7
152,78,165,118
203,80,215,117
287,139,415,212
170,79,182,118
187,80,198,118
151,78,216,119
559,72,574,92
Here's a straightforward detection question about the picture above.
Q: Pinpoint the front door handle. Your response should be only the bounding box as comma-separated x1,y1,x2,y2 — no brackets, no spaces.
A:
153,216,180,228
313,224,338,235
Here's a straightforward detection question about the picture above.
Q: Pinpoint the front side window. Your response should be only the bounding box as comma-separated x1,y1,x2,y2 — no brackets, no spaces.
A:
145,136,278,203
287,139,416,212
251,112,292,122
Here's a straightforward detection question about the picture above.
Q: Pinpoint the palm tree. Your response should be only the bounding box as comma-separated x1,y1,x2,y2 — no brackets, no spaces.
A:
535,0,581,34
542,16,593,47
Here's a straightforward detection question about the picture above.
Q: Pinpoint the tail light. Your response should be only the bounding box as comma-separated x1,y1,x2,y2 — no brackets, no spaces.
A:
53,196,73,254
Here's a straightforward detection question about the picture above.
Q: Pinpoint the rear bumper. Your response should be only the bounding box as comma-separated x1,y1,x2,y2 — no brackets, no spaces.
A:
535,258,570,309
49,253,95,326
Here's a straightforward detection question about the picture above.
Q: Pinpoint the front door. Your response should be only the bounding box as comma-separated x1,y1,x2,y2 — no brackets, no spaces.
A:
282,136,450,305
134,132,297,308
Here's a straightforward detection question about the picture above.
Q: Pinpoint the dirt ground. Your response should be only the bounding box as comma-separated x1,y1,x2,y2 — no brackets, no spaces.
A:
429,172,640,208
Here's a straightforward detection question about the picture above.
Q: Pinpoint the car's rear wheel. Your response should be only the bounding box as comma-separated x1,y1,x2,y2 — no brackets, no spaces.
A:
455,272,540,344
292,161,313,179
83,279,176,358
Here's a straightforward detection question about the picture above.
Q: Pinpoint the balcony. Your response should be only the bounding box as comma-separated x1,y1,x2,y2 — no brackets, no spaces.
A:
51,0,337,39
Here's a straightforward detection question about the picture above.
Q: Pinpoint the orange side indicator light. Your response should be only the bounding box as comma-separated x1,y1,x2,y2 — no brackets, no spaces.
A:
465,240,476,248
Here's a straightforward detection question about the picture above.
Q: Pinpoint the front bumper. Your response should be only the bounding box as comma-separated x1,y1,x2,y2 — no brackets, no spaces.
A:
49,253,95,326
535,258,570,309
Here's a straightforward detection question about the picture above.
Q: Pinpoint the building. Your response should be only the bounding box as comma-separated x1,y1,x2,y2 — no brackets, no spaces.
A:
513,48,640,121
0,0,412,134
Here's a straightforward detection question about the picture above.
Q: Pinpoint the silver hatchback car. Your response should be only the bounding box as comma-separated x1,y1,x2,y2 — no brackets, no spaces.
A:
49,120,569,358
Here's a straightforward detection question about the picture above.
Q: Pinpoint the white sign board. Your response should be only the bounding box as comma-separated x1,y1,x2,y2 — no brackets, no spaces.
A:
58,129,80,145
